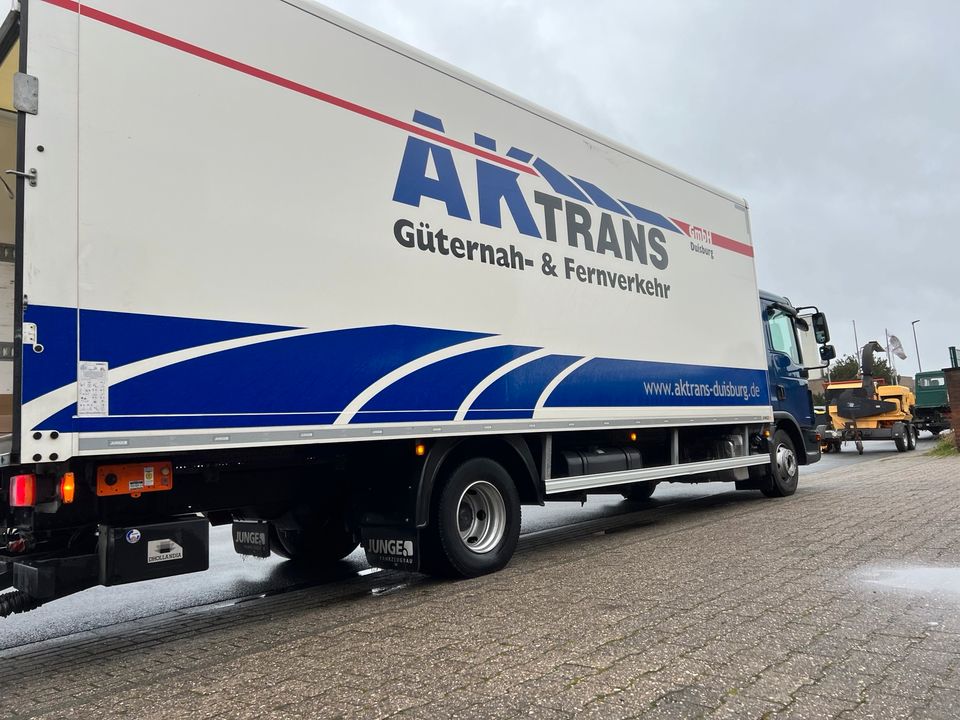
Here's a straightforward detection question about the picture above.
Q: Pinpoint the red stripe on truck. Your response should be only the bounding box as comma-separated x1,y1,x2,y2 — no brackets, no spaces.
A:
41,0,536,176
670,219,755,258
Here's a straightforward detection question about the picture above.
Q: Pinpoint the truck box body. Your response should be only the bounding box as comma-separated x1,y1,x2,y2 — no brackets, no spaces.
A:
1,0,832,609
5,0,770,466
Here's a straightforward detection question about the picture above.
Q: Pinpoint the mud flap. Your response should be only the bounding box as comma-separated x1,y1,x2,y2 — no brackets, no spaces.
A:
361,526,420,571
232,520,271,558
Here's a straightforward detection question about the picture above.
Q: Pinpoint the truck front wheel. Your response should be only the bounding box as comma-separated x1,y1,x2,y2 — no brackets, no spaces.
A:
423,458,521,578
762,429,799,497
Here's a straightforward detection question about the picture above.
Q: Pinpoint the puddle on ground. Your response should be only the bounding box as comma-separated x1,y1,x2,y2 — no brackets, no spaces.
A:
858,566,960,598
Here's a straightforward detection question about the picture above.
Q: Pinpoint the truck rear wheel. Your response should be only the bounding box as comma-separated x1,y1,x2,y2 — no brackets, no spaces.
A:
762,429,799,498
423,458,521,578
906,424,917,450
270,516,359,564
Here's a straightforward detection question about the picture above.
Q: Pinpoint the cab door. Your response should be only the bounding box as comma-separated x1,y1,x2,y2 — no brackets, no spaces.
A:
763,304,813,428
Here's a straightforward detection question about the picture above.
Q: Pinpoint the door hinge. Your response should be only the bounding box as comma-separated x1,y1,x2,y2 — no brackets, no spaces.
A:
13,73,38,115
22,321,43,354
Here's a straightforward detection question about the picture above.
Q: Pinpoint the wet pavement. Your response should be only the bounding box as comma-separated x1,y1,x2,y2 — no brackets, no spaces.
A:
0,435,905,651
2,438,957,719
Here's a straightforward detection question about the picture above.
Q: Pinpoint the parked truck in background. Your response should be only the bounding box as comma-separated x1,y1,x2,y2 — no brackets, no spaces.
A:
913,371,951,437
0,0,833,616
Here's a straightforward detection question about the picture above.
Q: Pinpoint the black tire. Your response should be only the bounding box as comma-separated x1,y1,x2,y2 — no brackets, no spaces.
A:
423,458,521,578
621,481,658,502
762,429,799,498
906,424,917,451
268,523,293,559
270,515,359,564
894,428,907,452
856,439,864,455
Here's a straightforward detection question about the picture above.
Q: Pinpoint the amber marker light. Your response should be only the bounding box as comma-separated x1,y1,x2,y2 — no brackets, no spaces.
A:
629,432,638,442
415,442,426,457
59,472,76,504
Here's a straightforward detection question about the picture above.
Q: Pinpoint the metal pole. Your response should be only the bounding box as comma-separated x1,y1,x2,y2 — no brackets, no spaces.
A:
852,320,859,359
911,320,921,373
885,328,892,383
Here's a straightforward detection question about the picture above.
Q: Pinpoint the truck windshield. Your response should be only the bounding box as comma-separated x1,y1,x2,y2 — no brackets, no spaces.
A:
918,377,945,387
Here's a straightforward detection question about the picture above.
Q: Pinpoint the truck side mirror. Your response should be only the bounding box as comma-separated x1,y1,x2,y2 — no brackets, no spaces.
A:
819,344,836,362
812,313,830,344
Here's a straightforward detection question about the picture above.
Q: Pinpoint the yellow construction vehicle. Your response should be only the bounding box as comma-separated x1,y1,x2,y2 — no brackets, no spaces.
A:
820,341,917,455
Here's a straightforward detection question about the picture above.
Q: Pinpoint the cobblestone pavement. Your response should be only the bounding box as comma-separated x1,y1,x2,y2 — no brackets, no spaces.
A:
2,452,960,719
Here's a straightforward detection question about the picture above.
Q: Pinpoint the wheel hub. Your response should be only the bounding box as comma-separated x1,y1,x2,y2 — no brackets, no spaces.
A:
776,444,797,477
456,480,506,554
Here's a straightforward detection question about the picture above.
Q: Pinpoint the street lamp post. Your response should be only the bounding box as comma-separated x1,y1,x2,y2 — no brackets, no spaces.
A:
911,320,921,373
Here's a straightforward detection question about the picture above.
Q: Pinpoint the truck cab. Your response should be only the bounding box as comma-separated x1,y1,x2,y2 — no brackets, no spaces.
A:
914,370,951,436
759,291,835,466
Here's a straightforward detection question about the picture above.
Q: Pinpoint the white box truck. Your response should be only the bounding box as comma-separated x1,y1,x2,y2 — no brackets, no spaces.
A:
0,0,833,614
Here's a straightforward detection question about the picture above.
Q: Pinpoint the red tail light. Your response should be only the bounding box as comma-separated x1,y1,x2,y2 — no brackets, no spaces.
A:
9,474,37,507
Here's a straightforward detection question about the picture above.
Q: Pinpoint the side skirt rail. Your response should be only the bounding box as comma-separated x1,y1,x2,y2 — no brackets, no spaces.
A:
545,454,770,494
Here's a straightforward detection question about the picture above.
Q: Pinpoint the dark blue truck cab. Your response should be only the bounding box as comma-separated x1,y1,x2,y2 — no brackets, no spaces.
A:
759,290,835,472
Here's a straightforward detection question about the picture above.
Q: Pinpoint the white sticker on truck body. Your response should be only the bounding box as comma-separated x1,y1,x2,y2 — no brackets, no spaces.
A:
146,538,183,564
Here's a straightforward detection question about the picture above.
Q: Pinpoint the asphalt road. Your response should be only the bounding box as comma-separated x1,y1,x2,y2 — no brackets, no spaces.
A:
0,434,936,650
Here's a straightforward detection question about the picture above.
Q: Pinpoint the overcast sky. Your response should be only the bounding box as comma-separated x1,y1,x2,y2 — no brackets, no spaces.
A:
322,0,958,374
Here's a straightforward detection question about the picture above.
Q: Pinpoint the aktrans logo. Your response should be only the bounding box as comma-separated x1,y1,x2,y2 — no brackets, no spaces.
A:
387,110,754,300
391,110,670,271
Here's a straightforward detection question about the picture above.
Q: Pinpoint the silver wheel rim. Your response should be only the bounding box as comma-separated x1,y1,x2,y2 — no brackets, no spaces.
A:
456,480,506,554
776,444,797,478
